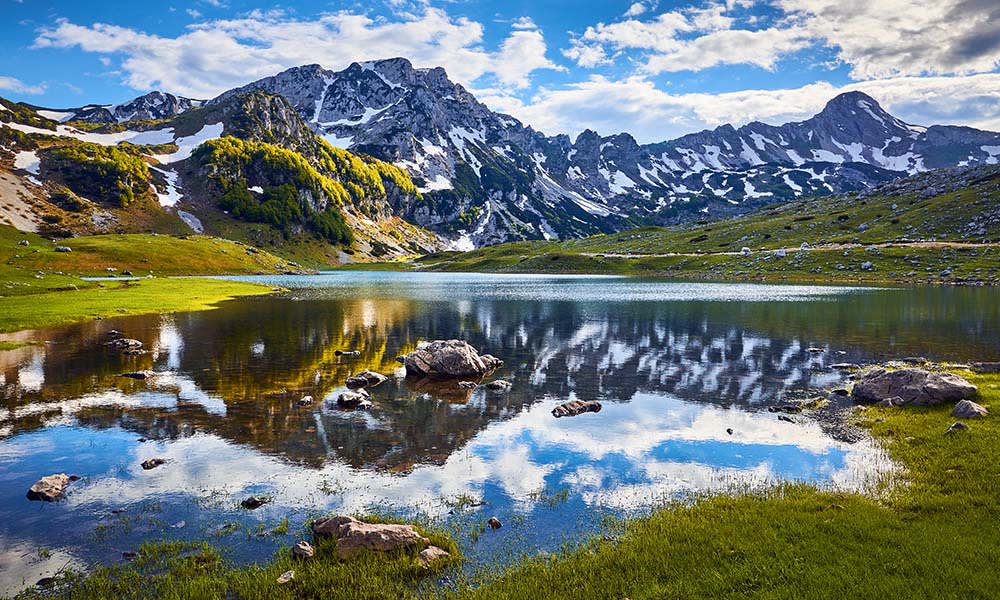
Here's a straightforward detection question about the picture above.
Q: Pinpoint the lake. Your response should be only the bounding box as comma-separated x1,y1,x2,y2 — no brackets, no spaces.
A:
2,273,999,594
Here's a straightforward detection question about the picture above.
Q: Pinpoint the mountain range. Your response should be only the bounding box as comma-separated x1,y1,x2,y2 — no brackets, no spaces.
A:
2,57,999,255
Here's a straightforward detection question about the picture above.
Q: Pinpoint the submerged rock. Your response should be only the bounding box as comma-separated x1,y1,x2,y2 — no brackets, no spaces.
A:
337,389,372,409
551,400,602,418
311,515,429,559
27,474,76,501
345,370,388,389
335,350,360,357
457,381,478,390
487,517,502,530
403,340,503,379
107,338,143,352
297,395,314,406
852,368,977,406
952,399,989,419
484,380,512,392
241,495,272,510
120,371,153,380
140,458,166,470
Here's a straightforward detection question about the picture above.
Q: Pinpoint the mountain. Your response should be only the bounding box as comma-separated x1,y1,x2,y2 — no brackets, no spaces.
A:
3,58,1000,252
212,60,1000,247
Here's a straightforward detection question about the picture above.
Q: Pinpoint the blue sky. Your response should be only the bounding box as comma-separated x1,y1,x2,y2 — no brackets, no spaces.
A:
2,0,999,142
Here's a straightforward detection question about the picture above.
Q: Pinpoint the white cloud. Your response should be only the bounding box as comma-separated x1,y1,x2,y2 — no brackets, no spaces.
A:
624,2,647,17
33,8,562,98
480,73,1000,143
779,0,1000,79
0,75,46,95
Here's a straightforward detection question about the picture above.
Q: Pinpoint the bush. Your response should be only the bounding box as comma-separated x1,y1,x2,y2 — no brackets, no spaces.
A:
44,143,151,207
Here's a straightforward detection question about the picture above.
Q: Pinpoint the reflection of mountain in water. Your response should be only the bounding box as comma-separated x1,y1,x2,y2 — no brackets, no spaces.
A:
3,284,1000,471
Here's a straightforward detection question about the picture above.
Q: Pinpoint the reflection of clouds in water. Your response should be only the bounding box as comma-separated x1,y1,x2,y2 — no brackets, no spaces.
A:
17,351,45,393
155,317,183,370
64,391,892,519
0,537,83,594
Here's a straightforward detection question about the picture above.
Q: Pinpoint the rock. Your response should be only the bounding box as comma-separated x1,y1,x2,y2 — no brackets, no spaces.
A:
241,495,272,510
335,350,360,357
404,340,503,379
861,261,875,271
345,370,388,389
337,390,372,409
18,239,29,246
551,400,602,418
457,381,478,390
54,246,72,253
121,270,134,277
852,368,977,406
800,242,810,250
120,371,153,380
107,338,143,352
122,551,138,560
395,355,407,364
140,458,166,470
487,517,502,530
419,546,450,567
292,541,315,559
297,395,314,406
726,428,734,435
830,388,850,397
277,570,295,584
311,515,429,559
740,247,752,256
777,415,795,423
484,380,512,391
970,362,1000,373
773,248,787,258
952,400,988,419
27,474,74,501
946,421,969,434
830,363,861,370
877,396,904,407
806,347,824,353
901,356,928,365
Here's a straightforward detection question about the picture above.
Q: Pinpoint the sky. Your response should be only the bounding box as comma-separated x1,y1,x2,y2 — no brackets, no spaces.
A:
2,0,999,143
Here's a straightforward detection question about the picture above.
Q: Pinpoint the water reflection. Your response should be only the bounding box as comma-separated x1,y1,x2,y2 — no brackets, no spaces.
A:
2,274,998,594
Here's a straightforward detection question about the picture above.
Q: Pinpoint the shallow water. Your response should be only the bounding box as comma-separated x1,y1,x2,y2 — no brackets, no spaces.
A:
1,273,999,593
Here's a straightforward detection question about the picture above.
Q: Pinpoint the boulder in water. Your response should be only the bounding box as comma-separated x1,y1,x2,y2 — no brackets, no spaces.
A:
403,340,502,379
551,400,602,418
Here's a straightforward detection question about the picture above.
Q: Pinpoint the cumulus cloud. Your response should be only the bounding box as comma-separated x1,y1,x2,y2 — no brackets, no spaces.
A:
567,0,1000,79
0,75,46,95
779,0,1000,79
33,8,562,98
479,73,1000,143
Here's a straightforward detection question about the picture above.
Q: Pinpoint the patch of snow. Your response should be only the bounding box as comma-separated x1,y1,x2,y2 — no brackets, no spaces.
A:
177,210,204,233
701,145,725,170
748,132,774,151
149,166,183,207
419,174,452,192
151,123,224,164
982,145,1000,165
739,139,764,165
321,132,354,149
856,100,885,127
13,150,40,174
785,149,805,166
36,109,76,123
743,180,773,199
831,139,866,162
783,174,802,194
810,149,845,163
870,148,924,173
3,121,175,146
449,233,475,252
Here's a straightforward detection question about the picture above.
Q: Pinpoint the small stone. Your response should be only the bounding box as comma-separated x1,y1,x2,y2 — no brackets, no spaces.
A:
297,395,314,406
18,240,29,246
726,428,734,435
335,350,360,357
777,415,795,423
806,347,824,353
419,545,450,567
457,381,478,390
484,380,512,391
945,421,969,435
54,246,72,253
551,400,602,418
277,570,295,584
241,495,271,510
487,517,502,530
122,551,138,560
292,541,315,559
337,390,372,409
345,370,388,389
877,396,904,408
952,399,988,419
140,458,166,470
120,371,153,380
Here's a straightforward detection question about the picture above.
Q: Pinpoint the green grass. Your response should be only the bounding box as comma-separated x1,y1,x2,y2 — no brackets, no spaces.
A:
14,520,458,600
0,224,286,332
415,171,1000,285
0,277,275,332
456,371,1000,599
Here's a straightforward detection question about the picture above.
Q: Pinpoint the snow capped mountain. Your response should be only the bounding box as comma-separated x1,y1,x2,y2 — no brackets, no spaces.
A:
212,60,1000,247
12,60,1000,248
36,91,205,124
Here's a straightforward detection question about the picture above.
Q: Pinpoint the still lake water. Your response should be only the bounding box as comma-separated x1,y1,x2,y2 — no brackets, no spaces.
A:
2,272,999,593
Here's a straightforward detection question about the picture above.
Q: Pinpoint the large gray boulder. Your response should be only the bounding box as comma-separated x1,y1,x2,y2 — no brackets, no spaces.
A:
852,368,977,406
552,400,603,418
312,515,428,558
404,340,502,379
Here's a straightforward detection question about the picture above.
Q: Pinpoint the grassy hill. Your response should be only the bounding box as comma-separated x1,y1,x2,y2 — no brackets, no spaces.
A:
415,166,1000,285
